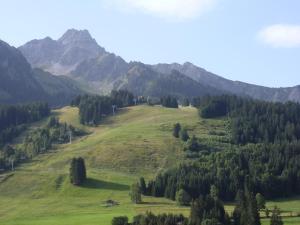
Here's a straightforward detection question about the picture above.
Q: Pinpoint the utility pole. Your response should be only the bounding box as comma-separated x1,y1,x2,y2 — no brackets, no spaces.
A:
69,130,72,144
43,137,46,151
112,105,116,115
9,158,14,171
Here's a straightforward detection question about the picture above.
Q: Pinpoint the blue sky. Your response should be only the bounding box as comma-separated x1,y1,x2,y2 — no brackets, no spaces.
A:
1,0,300,87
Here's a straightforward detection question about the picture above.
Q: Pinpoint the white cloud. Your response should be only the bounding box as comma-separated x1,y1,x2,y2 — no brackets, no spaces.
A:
258,24,300,48
106,0,217,21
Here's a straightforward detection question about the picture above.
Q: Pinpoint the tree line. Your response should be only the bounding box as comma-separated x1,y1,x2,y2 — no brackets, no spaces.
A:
112,189,284,225
71,90,135,125
0,102,50,147
160,96,178,108
194,95,300,145
139,141,300,202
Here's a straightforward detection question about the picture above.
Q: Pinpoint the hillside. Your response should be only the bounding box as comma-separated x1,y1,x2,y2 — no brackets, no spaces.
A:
0,105,298,225
0,105,201,225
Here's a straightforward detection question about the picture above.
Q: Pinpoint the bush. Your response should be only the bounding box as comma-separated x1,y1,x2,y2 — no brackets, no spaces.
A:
111,216,128,225
180,129,189,142
255,193,266,211
176,189,192,206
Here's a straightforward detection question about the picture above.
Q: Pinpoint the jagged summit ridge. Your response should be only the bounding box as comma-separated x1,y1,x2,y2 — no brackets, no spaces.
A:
19,29,105,75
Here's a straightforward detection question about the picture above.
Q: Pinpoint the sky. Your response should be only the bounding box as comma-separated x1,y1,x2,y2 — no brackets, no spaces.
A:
0,0,300,87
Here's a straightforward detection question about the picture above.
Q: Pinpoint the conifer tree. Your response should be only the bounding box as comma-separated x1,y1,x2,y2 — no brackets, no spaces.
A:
130,183,142,204
70,157,86,185
233,189,261,225
139,177,147,195
180,128,190,142
173,123,181,138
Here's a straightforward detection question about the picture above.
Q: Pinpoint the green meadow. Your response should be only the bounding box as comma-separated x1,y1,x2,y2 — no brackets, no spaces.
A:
0,105,299,225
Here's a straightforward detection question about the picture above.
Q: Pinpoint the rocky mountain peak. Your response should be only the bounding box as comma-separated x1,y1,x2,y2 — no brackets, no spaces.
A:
58,29,95,45
19,29,106,75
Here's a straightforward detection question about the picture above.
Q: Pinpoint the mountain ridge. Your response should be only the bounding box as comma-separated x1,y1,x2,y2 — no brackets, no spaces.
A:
18,29,300,102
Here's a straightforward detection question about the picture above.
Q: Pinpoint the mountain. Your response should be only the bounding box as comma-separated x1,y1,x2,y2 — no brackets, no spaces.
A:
19,29,105,75
151,62,300,102
19,29,300,102
0,40,86,106
19,29,224,98
32,69,88,106
114,63,222,97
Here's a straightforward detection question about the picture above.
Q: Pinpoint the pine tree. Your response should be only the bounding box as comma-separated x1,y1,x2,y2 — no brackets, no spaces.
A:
139,177,147,195
69,157,87,185
130,183,142,204
173,123,181,138
233,189,261,225
180,128,190,142
190,195,228,225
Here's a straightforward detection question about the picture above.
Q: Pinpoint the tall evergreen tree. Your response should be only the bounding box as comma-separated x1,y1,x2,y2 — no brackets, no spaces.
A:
139,177,147,195
190,195,229,225
180,128,190,142
233,189,261,225
130,183,142,204
70,157,86,185
173,123,181,138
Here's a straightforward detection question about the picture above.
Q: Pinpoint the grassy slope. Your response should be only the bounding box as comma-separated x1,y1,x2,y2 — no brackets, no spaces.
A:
0,105,298,225
0,105,202,225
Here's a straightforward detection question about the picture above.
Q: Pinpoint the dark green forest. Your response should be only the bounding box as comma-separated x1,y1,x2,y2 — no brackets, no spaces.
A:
194,95,300,144
71,90,135,125
143,95,300,204
0,102,50,147
160,96,178,108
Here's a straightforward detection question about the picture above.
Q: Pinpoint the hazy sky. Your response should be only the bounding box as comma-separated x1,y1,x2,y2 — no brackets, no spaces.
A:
1,0,300,87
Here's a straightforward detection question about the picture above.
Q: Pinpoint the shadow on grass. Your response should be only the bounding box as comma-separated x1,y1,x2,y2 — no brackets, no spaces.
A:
82,178,129,191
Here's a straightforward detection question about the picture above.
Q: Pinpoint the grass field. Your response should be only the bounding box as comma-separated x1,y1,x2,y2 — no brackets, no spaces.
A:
0,105,299,225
